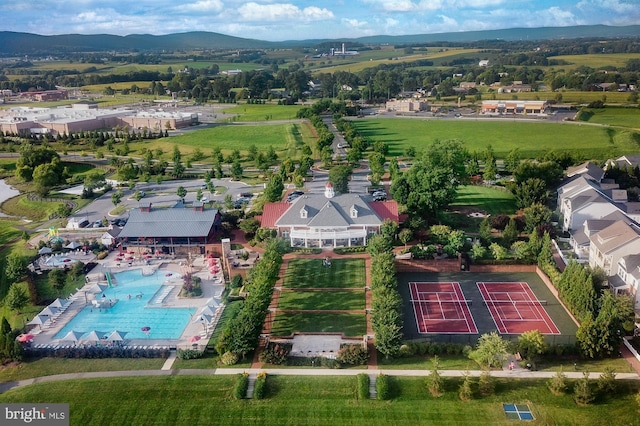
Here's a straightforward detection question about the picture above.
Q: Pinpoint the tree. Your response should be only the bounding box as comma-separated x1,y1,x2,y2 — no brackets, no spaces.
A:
231,160,243,180
512,178,549,209
478,371,495,396
470,332,509,368
111,191,123,206
239,218,261,239
574,372,595,406
374,321,403,359
458,372,474,401
5,252,27,285
369,151,386,183
380,219,399,242
264,174,285,202
427,356,444,397
504,148,521,174
548,369,568,395
48,268,67,295
398,228,413,249
172,145,185,178
517,330,547,366
597,366,616,394
523,203,552,234
6,285,29,313
328,165,352,194
479,217,493,244
32,162,60,196
83,169,106,191
502,217,519,247
177,186,187,202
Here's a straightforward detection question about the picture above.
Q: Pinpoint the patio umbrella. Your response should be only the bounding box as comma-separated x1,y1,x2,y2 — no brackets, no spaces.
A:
189,335,202,343
38,306,59,316
192,314,212,325
65,241,82,250
60,330,83,342
82,330,105,343
106,330,128,342
28,315,50,326
38,247,53,255
17,334,34,343
88,283,108,293
199,306,217,316
48,298,67,308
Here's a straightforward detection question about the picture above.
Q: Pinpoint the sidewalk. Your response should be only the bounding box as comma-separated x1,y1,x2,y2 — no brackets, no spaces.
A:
2,367,638,394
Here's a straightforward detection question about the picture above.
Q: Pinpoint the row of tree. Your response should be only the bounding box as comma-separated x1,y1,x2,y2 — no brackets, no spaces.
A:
215,238,286,362
368,234,404,359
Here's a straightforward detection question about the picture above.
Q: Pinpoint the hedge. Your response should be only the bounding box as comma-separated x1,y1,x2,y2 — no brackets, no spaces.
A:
254,372,267,399
233,373,249,400
376,374,390,400
357,373,370,400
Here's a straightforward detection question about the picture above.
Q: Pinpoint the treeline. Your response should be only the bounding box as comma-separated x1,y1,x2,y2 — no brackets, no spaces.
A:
215,238,286,364
368,233,404,359
538,245,633,359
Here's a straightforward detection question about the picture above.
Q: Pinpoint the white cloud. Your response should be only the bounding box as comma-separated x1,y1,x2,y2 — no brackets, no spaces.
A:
236,2,334,22
180,0,224,13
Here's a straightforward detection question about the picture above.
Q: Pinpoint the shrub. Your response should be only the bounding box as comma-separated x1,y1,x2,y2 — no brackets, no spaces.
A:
357,373,370,400
376,374,390,400
334,246,367,255
574,372,595,406
337,344,369,366
478,371,494,396
597,367,616,394
259,343,291,365
253,371,267,399
233,372,249,400
458,373,474,401
548,369,568,395
427,356,444,397
220,351,239,366
230,274,243,289
176,349,204,360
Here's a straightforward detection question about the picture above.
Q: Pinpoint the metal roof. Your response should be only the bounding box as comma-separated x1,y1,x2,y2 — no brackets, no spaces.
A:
118,207,219,238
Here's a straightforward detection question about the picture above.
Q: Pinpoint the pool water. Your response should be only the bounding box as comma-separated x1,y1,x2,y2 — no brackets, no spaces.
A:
55,269,195,340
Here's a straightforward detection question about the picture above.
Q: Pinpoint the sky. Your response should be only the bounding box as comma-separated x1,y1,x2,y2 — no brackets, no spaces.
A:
1,0,638,42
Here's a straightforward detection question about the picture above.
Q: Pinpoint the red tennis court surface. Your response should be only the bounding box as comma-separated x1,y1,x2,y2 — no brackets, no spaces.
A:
410,282,477,334
477,282,560,335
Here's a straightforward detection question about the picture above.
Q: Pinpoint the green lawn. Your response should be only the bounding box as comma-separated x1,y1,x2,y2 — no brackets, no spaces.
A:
217,104,303,121
277,290,365,311
283,258,366,289
1,375,638,425
270,312,366,337
0,357,164,383
450,185,517,215
351,118,639,160
139,123,309,158
580,107,640,129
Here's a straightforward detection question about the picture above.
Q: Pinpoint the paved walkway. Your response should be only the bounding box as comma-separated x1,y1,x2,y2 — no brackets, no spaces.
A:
1,367,637,394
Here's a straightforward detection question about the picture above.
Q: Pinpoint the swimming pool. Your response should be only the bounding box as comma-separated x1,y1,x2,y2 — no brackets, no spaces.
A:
45,257,77,267
55,269,195,340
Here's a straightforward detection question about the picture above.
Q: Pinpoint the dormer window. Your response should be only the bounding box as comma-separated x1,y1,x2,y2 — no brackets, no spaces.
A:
350,205,358,218
300,206,308,219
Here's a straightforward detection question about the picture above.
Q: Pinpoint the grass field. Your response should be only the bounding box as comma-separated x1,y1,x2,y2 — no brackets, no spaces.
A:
1,375,638,425
217,104,303,121
351,118,640,159
277,290,365,311
580,107,640,129
137,122,310,158
270,312,367,336
282,259,366,289
548,53,640,70
450,185,517,216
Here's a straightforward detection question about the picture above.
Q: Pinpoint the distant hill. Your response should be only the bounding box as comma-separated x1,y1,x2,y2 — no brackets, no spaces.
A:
1,25,639,55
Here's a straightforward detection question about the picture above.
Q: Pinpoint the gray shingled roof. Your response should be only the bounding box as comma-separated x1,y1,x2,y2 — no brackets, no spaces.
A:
118,207,219,238
275,193,382,227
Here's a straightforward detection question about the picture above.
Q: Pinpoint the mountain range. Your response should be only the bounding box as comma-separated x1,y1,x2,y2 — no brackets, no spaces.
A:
1,25,639,55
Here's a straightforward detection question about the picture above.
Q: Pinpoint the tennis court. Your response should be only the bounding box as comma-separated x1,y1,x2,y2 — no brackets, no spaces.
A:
409,282,477,334
477,282,560,335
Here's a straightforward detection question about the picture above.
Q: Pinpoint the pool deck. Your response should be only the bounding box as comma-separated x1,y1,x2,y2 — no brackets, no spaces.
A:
28,251,226,351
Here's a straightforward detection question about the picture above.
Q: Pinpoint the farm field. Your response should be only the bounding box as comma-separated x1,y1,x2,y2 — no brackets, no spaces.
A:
579,107,640,129
351,118,640,159
548,53,640,70
1,375,638,425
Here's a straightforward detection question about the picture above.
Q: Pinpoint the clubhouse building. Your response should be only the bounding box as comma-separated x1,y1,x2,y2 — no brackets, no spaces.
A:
260,183,401,248
118,202,221,256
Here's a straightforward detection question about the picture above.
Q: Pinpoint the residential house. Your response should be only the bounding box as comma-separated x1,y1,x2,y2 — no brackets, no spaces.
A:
588,220,640,276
